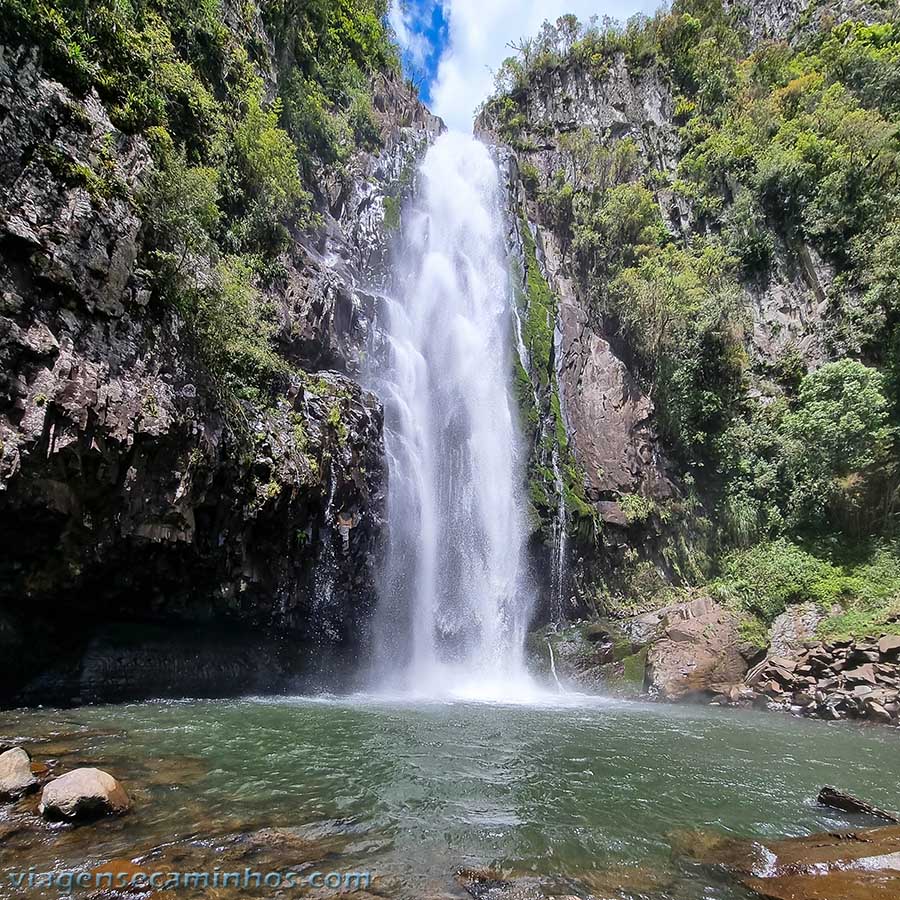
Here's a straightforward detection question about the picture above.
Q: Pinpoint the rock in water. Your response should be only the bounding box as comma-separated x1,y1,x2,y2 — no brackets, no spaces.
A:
0,747,38,799
40,768,130,821
817,787,899,823
672,823,900,900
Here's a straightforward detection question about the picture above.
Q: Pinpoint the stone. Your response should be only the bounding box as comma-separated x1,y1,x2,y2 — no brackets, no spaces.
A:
769,656,797,672
673,823,900,898
818,787,899,823
768,605,825,659
845,664,877,685
646,601,749,701
879,635,900,657
39,768,131,821
455,868,545,900
866,700,894,724
743,870,900,899
0,748,38,799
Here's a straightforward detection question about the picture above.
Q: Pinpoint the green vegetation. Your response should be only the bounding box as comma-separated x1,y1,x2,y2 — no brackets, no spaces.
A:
516,211,596,542
713,539,900,639
1,0,397,390
620,493,653,525
489,2,900,636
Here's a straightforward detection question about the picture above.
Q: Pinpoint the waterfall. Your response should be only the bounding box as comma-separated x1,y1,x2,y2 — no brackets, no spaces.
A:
369,131,537,700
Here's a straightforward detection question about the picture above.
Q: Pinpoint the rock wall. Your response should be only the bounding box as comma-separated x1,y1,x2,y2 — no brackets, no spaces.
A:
0,40,441,705
723,0,891,47
481,58,690,618
477,0,888,621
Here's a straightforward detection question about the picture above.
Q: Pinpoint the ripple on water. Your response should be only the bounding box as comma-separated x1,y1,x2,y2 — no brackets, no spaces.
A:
1,696,898,899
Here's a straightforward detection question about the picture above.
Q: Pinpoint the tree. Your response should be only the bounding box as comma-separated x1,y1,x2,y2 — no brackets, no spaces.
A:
784,360,894,526
786,359,893,477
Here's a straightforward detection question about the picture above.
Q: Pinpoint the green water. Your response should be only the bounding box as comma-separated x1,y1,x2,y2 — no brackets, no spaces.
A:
2,694,899,898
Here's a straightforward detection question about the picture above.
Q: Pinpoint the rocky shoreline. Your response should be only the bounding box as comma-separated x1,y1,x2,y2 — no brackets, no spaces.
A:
744,636,900,725
3,719,898,900
538,597,900,727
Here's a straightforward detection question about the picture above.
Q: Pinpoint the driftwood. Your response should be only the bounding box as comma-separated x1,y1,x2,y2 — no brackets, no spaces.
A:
818,787,899,823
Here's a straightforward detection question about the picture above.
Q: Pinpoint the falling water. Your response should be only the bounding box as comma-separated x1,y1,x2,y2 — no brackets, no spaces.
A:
369,131,537,700
511,218,567,628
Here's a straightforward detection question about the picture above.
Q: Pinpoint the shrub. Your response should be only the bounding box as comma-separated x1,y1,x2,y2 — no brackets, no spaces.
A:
713,540,846,621
176,255,286,381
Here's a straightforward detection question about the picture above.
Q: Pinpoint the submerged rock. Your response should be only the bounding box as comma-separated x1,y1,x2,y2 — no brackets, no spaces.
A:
0,747,38,799
672,824,900,900
40,767,131,821
455,868,545,900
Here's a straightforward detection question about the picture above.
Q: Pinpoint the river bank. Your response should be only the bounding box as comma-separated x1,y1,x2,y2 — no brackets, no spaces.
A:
536,596,900,728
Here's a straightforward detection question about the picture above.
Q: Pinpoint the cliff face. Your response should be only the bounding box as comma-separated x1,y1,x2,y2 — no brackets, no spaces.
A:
0,9,441,704
722,0,891,47
479,0,898,623
486,65,684,620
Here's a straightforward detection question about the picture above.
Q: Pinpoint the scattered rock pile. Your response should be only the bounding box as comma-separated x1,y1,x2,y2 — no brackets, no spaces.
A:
749,635,900,724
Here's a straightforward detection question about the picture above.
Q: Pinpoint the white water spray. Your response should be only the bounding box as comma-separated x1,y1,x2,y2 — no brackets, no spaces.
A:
370,132,538,701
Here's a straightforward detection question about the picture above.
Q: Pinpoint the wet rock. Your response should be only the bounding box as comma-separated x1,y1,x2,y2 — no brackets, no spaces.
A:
817,787,898,823
0,820,29,844
709,682,758,707
241,825,348,862
646,599,749,701
40,768,131,821
455,868,545,900
743,869,900,900
575,865,675,896
89,859,151,895
0,747,38,799
673,824,900,900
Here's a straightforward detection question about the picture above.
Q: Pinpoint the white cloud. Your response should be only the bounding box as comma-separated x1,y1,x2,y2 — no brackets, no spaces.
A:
389,0,435,69
429,0,659,131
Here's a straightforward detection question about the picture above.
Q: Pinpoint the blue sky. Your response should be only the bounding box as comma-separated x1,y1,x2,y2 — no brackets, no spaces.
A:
389,1,449,103
388,0,660,130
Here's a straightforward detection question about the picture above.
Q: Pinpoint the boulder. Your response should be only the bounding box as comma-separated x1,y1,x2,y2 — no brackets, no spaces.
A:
646,600,749,701
879,635,900,657
817,787,899,823
0,747,38,799
768,604,825,659
39,768,130,821
845,664,877,685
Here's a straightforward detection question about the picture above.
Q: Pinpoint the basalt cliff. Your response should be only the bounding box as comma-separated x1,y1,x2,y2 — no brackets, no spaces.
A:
478,0,900,721
0,0,441,704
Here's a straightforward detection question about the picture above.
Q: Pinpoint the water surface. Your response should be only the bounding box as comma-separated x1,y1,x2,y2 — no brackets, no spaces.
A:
2,695,898,899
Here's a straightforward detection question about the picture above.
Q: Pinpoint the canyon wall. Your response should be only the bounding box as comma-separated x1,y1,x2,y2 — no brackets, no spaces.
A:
0,5,442,704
